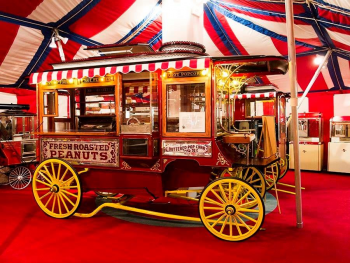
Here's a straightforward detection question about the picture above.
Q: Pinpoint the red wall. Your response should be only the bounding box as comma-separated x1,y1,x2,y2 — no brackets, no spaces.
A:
307,90,350,169
0,88,36,113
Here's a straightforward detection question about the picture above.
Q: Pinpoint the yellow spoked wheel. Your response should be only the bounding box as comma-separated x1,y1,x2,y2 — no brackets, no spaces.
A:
221,167,266,198
32,158,82,219
199,178,265,241
279,155,289,180
264,162,280,191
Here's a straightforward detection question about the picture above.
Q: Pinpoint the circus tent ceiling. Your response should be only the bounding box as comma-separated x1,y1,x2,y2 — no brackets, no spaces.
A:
0,0,349,93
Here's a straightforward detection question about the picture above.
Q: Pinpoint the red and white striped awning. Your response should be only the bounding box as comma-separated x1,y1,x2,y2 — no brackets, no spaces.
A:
230,92,276,99
30,58,211,84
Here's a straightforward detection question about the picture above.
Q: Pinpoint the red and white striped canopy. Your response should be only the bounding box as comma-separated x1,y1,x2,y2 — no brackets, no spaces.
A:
29,58,210,84
227,92,276,100
233,92,276,100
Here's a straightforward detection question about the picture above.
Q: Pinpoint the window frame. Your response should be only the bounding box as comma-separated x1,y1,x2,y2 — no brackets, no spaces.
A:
162,74,211,137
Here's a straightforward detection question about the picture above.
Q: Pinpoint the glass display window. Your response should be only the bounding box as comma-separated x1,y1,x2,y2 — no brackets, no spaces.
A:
330,116,350,142
40,80,117,133
246,99,275,118
162,72,211,137
120,72,158,134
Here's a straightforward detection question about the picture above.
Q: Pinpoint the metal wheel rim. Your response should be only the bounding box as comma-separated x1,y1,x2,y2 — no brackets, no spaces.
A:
199,178,265,241
9,166,32,190
32,158,82,219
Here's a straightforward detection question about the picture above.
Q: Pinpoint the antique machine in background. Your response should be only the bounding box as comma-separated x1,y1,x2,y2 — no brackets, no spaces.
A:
29,41,289,241
328,116,350,173
289,112,323,171
0,104,38,189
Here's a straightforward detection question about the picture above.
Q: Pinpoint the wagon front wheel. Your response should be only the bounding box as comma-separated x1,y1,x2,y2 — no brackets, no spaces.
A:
199,178,265,241
32,158,82,218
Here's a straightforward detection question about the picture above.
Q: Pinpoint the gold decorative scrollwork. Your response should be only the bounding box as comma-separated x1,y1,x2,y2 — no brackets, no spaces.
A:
216,152,229,166
121,161,131,170
150,160,161,172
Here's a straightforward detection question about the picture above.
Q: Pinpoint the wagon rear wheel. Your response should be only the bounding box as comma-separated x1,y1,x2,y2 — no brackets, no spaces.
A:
9,166,32,190
279,155,289,179
221,167,266,198
199,178,265,241
32,158,82,219
264,162,280,191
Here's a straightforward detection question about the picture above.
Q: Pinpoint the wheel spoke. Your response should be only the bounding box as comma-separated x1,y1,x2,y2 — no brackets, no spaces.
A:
57,193,62,215
239,200,258,208
204,197,224,207
60,186,78,190
203,206,224,210
58,193,69,213
35,179,52,188
220,215,229,234
232,184,242,203
211,213,225,228
59,168,69,184
38,171,52,184
61,189,78,199
44,193,54,208
56,163,62,181
60,191,75,206
236,212,257,223
228,182,232,202
51,162,56,181
60,176,74,187
210,189,225,205
239,208,260,213
236,190,251,205
232,216,243,235
43,165,53,182
51,194,57,212
235,214,252,230
36,187,51,191
249,178,261,184
39,191,52,200
218,183,229,203
205,211,224,219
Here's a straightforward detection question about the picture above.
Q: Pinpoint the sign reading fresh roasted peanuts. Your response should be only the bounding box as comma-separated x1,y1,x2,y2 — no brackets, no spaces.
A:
41,139,119,167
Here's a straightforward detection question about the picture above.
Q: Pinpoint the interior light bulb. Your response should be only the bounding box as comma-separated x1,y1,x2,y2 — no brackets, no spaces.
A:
314,55,324,65
68,78,74,84
222,71,229,78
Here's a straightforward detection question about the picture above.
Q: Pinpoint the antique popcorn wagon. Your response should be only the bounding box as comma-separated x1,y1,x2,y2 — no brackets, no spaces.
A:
29,42,288,241
0,104,38,189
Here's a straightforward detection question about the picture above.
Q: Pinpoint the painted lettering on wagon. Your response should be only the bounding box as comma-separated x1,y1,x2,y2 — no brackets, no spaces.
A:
41,139,118,167
162,141,212,157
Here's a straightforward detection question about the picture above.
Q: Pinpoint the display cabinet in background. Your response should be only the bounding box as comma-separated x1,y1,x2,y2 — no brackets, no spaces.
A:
289,112,323,171
328,116,350,173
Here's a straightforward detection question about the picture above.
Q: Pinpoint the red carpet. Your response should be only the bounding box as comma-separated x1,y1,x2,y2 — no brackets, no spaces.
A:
0,170,349,263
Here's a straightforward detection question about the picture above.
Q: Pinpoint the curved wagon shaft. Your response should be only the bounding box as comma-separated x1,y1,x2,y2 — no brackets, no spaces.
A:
29,42,289,241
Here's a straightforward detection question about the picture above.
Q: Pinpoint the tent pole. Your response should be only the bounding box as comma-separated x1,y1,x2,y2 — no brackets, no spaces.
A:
298,49,332,107
285,0,303,228
286,49,332,127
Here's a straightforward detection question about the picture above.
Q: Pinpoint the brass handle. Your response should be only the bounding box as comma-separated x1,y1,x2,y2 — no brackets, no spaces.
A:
343,149,346,152
302,150,306,153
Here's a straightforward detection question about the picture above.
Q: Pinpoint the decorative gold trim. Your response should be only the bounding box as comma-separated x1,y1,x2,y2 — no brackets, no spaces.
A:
121,161,131,170
150,159,161,172
216,152,229,166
